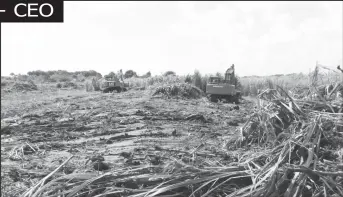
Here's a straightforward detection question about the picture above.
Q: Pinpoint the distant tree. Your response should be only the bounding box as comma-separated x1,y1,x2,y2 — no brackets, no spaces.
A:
185,74,192,83
124,70,137,78
201,75,209,92
17,74,30,81
56,70,69,75
145,71,151,77
193,70,202,89
234,75,242,90
47,71,55,76
56,83,62,88
50,73,72,82
82,70,99,77
95,73,102,80
141,71,151,78
28,70,47,76
104,72,116,79
164,71,176,77
76,73,86,82
215,72,223,79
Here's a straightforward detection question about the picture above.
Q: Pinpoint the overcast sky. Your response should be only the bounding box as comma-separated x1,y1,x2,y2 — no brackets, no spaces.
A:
1,1,342,77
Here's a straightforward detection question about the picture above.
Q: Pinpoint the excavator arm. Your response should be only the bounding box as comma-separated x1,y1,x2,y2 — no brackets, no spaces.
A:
225,64,235,85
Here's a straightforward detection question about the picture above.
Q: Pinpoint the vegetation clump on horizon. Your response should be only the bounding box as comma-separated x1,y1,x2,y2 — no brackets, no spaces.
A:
3,64,342,98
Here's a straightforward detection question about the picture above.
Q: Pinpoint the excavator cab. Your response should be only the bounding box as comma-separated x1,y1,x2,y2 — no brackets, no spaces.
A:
208,77,221,84
101,73,129,93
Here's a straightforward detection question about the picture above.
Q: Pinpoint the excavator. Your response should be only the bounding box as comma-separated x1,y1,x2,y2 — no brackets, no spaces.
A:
206,64,241,103
101,70,129,93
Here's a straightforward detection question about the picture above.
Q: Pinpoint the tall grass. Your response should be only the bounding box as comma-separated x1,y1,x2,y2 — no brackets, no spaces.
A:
17,65,343,197
125,75,185,89
240,69,342,96
85,65,342,97
125,71,209,92
85,78,101,92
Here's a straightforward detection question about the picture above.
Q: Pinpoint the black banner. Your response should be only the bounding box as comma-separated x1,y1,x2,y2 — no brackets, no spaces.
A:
0,0,63,23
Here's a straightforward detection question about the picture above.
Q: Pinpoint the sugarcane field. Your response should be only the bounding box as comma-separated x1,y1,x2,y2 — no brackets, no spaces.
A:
1,2,343,197
1,64,342,197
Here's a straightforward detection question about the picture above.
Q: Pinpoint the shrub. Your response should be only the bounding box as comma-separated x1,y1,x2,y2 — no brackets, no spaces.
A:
27,70,102,81
85,78,101,92
184,74,192,83
234,75,242,90
95,73,102,80
141,71,151,78
81,70,100,77
124,70,137,79
152,83,204,99
200,75,208,92
27,70,49,76
50,73,72,82
124,75,185,89
1,77,12,87
104,72,117,79
48,78,57,83
85,82,93,92
193,70,202,89
92,78,101,91
76,73,86,82
16,74,31,81
2,78,38,92
164,71,176,77
191,70,208,92
215,72,223,79
12,81,38,91
35,75,51,83
56,83,62,88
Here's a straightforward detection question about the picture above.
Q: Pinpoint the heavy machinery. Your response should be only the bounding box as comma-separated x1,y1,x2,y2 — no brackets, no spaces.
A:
206,64,241,103
101,75,129,93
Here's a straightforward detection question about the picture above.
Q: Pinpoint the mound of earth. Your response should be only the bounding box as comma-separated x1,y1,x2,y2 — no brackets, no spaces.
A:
152,83,204,99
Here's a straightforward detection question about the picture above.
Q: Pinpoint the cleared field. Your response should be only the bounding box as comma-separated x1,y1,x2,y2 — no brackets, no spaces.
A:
1,67,342,197
1,88,255,196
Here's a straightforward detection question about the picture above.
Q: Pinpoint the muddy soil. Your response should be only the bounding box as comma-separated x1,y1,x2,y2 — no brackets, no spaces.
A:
1,89,255,196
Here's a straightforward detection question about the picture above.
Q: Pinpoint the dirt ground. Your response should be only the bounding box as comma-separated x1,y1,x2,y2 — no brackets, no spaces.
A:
1,89,255,196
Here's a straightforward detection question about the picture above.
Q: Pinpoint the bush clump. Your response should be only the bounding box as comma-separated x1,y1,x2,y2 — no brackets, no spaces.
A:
2,76,38,92
85,78,101,92
152,83,204,99
164,71,176,77
12,81,38,91
56,82,78,89
124,70,138,79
